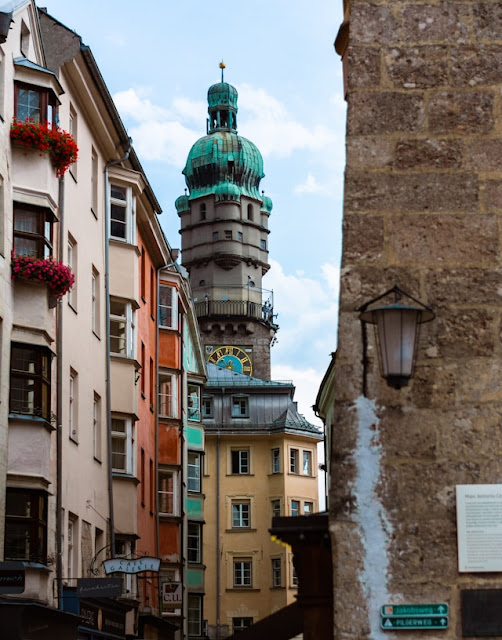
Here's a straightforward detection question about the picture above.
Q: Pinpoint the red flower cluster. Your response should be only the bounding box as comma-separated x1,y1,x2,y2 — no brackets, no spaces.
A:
11,251,75,299
10,118,79,177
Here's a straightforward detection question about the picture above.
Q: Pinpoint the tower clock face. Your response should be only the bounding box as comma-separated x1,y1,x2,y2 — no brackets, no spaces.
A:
207,346,253,375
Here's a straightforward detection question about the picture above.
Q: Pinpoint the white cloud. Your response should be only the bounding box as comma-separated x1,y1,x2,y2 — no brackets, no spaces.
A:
294,173,329,195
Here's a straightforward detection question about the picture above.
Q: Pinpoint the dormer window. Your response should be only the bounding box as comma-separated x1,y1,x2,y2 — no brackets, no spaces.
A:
15,82,57,125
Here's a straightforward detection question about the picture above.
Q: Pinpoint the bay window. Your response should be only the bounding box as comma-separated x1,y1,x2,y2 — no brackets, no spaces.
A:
10,343,51,421
110,183,134,243
159,284,177,329
13,202,53,259
110,298,135,358
111,416,135,474
187,452,201,493
15,82,57,124
5,489,47,564
159,373,177,418
158,469,178,516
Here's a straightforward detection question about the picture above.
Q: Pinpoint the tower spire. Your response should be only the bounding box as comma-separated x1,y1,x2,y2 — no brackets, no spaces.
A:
219,60,225,83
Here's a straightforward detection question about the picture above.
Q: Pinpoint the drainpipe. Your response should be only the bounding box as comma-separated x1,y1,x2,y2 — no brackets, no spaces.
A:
180,312,187,640
104,140,132,554
215,431,221,640
56,175,65,608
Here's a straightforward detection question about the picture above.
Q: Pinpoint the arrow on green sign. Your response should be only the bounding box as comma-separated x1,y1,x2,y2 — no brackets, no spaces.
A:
381,616,448,630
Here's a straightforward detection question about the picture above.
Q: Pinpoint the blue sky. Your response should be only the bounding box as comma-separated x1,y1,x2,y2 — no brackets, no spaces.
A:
43,0,346,424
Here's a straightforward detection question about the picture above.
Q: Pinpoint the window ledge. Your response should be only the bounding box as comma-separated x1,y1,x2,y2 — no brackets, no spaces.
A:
8,413,54,432
112,472,140,486
226,588,260,593
159,513,181,521
226,528,257,533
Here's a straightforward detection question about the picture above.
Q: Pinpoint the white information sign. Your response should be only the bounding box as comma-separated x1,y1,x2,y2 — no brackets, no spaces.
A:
162,582,182,610
456,484,502,572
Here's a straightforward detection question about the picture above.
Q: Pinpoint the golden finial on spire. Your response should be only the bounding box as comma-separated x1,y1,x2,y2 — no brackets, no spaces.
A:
219,60,226,82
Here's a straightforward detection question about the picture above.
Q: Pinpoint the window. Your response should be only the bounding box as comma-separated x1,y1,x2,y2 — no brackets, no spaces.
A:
149,358,154,406
247,204,254,221
303,450,312,476
91,267,100,336
140,342,145,395
158,469,178,515
110,183,134,242
304,501,313,515
212,231,219,241
67,235,77,309
10,343,51,421
67,514,77,578
260,239,267,250
20,20,30,57
93,393,101,461
232,501,250,528
200,203,206,220
114,538,135,597
69,368,78,441
290,448,299,474
15,82,57,124
231,450,249,475
91,148,98,216
13,202,53,259
237,231,243,242
140,247,146,299
233,618,253,633
140,449,145,505
187,595,202,637
232,396,249,418
225,230,232,240
68,104,77,177
187,452,201,492
202,396,214,418
272,558,282,588
111,416,135,474
5,489,47,564
150,266,155,317
271,448,280,473
233,560,252,587
159,373,178,418
291,500,300,517
188,384,200,421
159,284,178,329
188,523,201,563
292,562,298,587
272,499,281,518
110,298,135,357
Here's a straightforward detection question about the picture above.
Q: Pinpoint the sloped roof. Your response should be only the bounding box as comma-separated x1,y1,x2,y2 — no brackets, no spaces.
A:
205,362,291,388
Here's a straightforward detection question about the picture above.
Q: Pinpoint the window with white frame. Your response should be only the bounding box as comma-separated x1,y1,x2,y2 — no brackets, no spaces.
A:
67,514,78,579
67,234,77,309
91,267,100,336
233,618,253,633
187,523,201,563
110,183,134,242
302,450,312,476
271,448,280,473
272,557,282,588
231,395,249,418
290,448,299,474
187,452,201,492
93,393,101,461
232,500,250,529
110,298,135,357
91,148,98,216
271,499,281,518
187,384,201,421
231,449,249,475
202,395,214,419
69,104,78,178
291,558,298,587
111,416,134,474
233,559,252,587
187,594,202,636
159,284,178,329
158,469,178,516
159,373,177,418
114,538,136,597
291,500,300,517
69,368,78,442
304,501,313,515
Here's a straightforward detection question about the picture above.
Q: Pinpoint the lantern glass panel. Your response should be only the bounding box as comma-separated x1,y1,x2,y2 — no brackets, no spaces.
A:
375,308,420,378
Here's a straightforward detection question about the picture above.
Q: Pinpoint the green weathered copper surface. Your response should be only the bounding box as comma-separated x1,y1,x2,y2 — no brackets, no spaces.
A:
207,82,238,110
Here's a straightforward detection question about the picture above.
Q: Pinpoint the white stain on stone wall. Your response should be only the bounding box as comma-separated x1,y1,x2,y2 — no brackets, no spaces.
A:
354,395,394,639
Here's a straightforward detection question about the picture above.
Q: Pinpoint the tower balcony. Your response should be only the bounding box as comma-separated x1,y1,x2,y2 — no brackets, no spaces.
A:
192,284,277,328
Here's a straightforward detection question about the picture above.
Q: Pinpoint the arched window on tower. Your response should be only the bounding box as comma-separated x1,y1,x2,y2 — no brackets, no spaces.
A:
247,204,254,221
200,203,206,221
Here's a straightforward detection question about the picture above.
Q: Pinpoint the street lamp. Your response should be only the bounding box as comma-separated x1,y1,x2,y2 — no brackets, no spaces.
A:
359,286,435,389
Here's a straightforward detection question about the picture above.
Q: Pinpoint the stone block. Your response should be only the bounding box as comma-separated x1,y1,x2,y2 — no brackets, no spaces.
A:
451,45,502,87
385,46,449,89
345,172,479,212
437,407,502,461
395,138,464,170
483,179,502,211
347,92,425,135
456,359,502,404
347,46,381,89
430,309,496,358
346,137,394,169
379,407,438,459
473,2,502,41
388,214,497,266
338,266,421,309
401,4,470,44
466,139,502,172
425,268,502,306
350,3,399,45
429,91,494,134
410,364,458,410
342,214,384,263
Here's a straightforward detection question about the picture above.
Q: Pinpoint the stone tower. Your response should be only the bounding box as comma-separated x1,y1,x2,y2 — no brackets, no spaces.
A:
176,68,277,380
332,0,502,638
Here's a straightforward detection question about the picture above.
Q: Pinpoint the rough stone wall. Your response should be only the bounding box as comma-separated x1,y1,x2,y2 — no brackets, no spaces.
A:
332,1,502,638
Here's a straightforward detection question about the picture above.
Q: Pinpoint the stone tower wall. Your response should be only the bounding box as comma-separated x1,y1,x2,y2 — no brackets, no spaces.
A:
333,1,502,638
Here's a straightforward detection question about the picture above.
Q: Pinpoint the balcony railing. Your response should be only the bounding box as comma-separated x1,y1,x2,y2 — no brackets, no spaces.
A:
194,299,276,325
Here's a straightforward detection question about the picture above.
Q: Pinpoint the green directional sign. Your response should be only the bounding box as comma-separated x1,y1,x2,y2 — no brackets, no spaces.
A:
381,616,449,631
381,604,449,617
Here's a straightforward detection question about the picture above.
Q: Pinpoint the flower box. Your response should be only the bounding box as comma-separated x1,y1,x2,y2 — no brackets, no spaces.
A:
11,252,75,300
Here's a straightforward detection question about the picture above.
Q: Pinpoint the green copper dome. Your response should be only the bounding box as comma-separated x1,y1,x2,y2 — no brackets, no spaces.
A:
175,194,190,214
261,194,273,213
181,76,265,201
